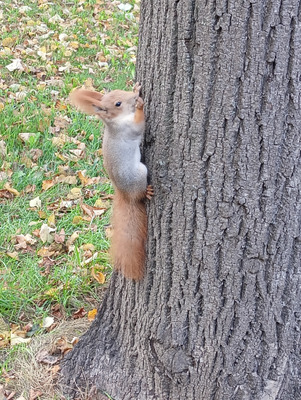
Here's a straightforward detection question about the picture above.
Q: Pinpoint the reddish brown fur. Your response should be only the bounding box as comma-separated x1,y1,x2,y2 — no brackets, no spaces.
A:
111,191,147,280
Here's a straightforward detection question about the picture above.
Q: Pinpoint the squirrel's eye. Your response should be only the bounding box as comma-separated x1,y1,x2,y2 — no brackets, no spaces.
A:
115,101,122,107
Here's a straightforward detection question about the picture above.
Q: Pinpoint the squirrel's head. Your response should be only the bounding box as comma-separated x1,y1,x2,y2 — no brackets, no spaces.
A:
70,88,140,124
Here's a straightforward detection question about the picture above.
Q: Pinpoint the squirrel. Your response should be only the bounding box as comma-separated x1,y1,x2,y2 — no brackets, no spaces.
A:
70,84,153,280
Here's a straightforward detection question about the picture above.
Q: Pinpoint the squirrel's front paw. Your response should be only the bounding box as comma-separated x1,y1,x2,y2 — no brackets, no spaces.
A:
146,185,154,200
136,96,144,110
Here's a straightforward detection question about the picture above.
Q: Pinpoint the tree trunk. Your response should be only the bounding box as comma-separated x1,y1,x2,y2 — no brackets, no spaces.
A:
61,1,301,399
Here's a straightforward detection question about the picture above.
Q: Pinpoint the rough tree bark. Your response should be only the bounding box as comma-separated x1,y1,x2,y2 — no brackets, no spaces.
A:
61,1,301,399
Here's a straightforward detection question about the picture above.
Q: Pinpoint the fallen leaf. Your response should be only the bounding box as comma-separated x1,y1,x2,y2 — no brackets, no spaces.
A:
48,213,55,227
29,196,41,208
29,389,43,400
53,336,73,355
72,215,84,224
6,58,24,72
36,349,59,365
81,203,106,218
14,234,37,250
56,174,77,185
51,364,61,376
19,132,38,142
66,231,80,248
54,228,65,244
2,37,17,47
81,243,95,251
88,309,97,321
37,247,55,257
42,179,54,191
72,307,86,319
40,223,56,243
44,288,59,298
6,251,19,260
41,316,55,329
91,265,106,284
38,210,47,219
11,333,31,346
29,148,43,162
0,189,15,200
67,187,82,200
0,140,6,157
4,183,20,197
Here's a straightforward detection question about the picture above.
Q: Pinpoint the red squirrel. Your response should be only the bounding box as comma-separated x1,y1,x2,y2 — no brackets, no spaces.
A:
70,84,153,280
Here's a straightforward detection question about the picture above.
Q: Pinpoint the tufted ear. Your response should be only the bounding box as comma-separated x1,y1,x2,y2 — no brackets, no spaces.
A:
69,89,104,115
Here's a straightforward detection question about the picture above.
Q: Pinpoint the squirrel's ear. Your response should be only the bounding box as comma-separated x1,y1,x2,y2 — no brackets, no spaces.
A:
70,89,104,115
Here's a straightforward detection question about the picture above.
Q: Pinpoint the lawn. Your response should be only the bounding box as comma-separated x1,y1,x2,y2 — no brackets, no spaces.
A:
0,0,140,395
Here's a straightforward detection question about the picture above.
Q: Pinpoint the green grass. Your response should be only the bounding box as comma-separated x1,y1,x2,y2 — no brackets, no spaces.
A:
0,0,140,328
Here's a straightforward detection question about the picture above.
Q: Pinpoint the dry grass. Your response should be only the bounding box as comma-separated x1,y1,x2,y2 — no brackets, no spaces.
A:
3,319,108,400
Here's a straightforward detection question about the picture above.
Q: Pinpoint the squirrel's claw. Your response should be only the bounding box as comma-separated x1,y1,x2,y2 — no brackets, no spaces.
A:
136,96,144,110
146,185,154,200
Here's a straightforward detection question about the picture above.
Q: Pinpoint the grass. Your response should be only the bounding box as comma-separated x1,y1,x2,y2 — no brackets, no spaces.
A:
0,0,140,395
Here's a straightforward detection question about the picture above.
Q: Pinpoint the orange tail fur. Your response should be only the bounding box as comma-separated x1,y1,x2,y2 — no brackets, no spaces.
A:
111,191,147,280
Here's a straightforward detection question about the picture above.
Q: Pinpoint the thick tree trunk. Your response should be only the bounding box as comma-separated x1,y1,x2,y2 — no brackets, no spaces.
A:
61,1,301,399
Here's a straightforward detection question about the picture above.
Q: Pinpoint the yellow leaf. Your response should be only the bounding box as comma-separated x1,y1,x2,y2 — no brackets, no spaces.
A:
72,215,84,225
48,213,56,227
37,247,55,257
2,37,17,47
4,182,20,196
94,198,107,208
83,78,95,90
55,152,68,161
38,210,47,219
87,309,97,321
81,243,95,251
91,265,106,284
6,251,19,260
67,187,82,200
70,41,79,49
0,102,4,112
44,288,58,298
42,179,55,191
77,170,89,186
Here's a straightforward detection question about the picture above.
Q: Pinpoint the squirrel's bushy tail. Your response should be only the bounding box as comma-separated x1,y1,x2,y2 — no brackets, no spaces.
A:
111,192,147,280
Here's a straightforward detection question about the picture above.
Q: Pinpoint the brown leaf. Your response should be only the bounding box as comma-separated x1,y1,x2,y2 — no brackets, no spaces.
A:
37,247,55,258
29,389,43,400
29,148,43,162
66,231,80,249
53,337,73,355
0,189,15,200
51,304,64,319
54,228,65,244
36,349,60,365
14,234,37,250
6,251,19,260
72,307,86,320
42,179,55,191
80,203,106,218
